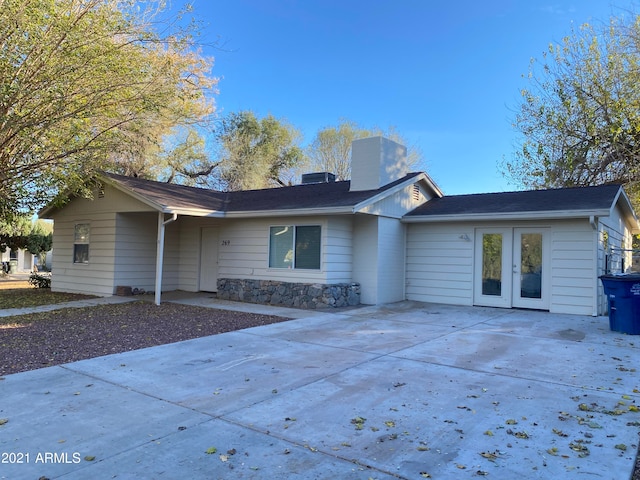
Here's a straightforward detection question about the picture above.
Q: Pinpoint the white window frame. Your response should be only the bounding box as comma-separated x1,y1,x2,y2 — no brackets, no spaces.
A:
268,225,322,270
73,223,90,264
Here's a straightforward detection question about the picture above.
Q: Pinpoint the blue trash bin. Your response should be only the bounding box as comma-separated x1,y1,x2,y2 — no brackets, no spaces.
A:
600,274,640,335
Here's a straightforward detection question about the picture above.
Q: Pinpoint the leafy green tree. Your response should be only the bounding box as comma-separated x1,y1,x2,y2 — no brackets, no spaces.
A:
505,15,640,210
110,127,216,187
214,111,305,190
0,216,52,255
26,219,53,257
305,119,370,180
306,119,426,181
0,0,216,219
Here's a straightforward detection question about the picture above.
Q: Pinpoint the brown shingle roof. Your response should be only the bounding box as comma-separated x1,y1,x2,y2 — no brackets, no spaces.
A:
104,172,423,214
405,184,622,217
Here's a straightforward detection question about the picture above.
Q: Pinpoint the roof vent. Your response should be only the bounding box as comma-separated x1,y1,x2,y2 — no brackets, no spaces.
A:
301,172,336,185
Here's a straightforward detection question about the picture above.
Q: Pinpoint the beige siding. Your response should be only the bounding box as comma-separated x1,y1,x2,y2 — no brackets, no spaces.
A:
113,213,155,291
49,212,117,296
406,219,599,315
325,216,353,283
175,215,356,291
352,215,406,304
176,217,214,292
218,217,326,284
377,217,406,303
352,215,378,304
112,213,180,293
218,219,273,278
406,223,474,305
47,186,156,296
162,223,181,291
548,221,596,316
56,184,156,216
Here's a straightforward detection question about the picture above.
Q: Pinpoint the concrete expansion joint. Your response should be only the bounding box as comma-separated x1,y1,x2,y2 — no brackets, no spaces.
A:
218,413,408,480
59,364,216,419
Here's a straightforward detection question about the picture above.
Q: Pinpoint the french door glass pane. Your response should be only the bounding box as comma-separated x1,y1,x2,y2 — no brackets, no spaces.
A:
520,233,542,298
482,234,502,296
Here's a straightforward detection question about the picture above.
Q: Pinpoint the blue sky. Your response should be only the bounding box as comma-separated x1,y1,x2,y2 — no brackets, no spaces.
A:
176,0,635,195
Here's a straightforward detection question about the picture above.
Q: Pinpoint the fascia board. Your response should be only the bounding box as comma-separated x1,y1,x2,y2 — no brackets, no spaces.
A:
224,206,354,218
611,187,640,231
421,172,444,198
165,208,225,217
401,209,612,223
163,206,352,217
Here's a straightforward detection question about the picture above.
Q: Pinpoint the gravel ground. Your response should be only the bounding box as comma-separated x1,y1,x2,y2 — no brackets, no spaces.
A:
0,301,290,376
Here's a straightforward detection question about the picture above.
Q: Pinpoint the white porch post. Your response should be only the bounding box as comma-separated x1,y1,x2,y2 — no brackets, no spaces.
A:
155,212,178,305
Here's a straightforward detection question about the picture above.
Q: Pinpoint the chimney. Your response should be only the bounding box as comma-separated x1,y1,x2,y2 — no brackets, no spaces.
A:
349,136,408,191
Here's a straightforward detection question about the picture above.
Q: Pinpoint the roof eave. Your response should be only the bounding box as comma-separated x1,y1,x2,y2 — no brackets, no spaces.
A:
100,174,166,212
38,204,57,219
402,209,612,223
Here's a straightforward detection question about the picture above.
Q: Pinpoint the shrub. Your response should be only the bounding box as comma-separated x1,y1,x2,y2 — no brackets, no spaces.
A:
29,272,51,289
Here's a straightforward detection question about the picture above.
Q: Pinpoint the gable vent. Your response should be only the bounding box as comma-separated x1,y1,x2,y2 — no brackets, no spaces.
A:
301,172,336,185
413,184,421,202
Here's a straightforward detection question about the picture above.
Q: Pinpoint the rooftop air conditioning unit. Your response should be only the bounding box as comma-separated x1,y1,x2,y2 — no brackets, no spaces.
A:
300,172,336,184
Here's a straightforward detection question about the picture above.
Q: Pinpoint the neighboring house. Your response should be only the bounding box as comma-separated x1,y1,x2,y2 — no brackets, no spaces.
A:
1,248,35,274
39,136,639,316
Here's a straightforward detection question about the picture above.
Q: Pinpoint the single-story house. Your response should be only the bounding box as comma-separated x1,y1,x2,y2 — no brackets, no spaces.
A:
39,136,639,316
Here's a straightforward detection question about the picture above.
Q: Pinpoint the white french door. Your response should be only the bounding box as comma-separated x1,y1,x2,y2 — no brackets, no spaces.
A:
512,228,550,309
474,228,550,310
474,228,512,308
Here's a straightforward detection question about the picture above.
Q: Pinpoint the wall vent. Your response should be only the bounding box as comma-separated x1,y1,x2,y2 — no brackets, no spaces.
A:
412,184,420,202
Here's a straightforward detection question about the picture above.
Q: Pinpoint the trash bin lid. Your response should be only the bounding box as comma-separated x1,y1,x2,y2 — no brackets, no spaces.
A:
599,274,640,281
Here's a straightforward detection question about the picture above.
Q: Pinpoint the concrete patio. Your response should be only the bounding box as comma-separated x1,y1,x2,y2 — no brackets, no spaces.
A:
0,298,639,479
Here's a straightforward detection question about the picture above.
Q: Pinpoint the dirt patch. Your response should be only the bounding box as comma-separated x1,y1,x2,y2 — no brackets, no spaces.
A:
0,280,30,290
0,301,290,376
0,288,95,309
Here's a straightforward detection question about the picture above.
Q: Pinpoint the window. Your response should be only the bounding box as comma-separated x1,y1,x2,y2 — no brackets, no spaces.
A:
269,225,321,269
73,224,90,264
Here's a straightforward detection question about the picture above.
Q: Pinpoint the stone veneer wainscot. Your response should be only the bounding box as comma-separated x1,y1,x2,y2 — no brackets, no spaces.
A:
217,279,360,309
